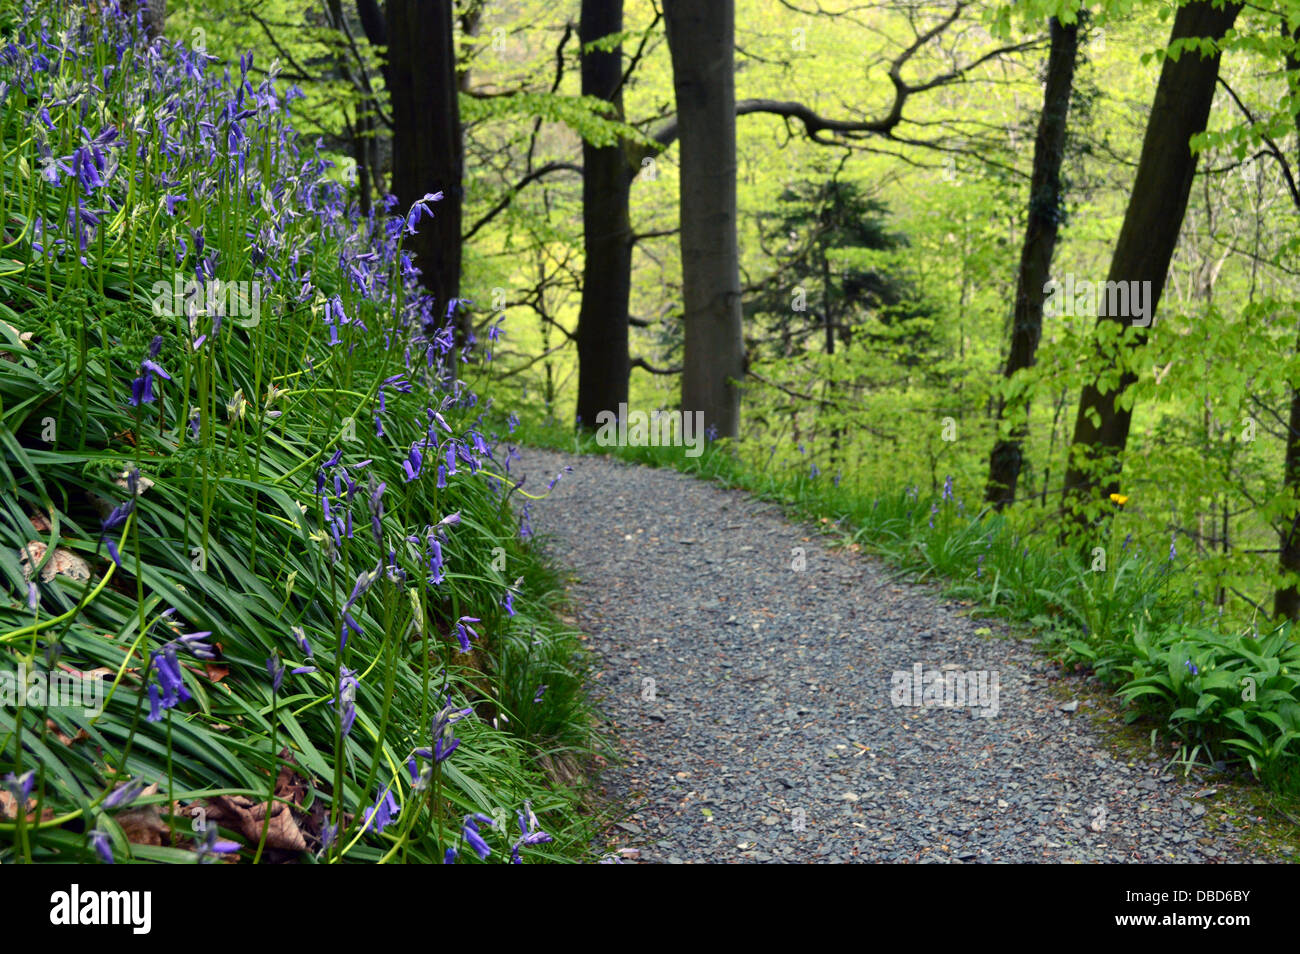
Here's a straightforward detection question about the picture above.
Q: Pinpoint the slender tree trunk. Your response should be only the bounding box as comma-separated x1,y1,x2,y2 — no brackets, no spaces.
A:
387,0,464,338
663,0,745,438
1061,0,1240,531
357,0,386,202
357,0,386,48
122,0,166,38
1275,378,1300,618
575,0,633,429
325,0,371,217
1273,39,1300,620
985,16,1079,508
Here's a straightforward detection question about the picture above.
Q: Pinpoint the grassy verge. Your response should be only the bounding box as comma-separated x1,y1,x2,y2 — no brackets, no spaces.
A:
0,4,599,863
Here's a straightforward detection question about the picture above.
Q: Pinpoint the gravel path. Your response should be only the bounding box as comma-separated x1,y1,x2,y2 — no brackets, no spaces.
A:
519,448,1266,864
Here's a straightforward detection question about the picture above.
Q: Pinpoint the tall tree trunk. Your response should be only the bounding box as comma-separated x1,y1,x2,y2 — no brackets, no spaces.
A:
985,16,1079,509
1060,0,1240,531
387,0,464,339
357,0,386,48
1273,38,1300,620
663,0,745,438
1275,351,1300,619
574,0,633,429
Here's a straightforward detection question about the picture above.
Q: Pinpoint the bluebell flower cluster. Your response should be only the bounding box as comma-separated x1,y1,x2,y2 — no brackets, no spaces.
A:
0,0,558,862
510,801,553,863
362,786,400,834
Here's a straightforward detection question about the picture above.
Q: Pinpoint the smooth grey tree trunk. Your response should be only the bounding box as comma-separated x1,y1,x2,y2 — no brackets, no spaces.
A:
663,0,745,438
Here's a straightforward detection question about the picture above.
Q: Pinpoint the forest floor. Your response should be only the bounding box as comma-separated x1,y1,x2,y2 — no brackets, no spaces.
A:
519,447,1289,864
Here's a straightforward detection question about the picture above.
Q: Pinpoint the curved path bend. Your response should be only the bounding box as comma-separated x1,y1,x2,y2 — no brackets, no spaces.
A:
519,448,1266,864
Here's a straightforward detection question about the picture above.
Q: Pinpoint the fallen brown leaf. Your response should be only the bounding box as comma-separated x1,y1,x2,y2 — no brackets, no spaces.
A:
45,718,89,746
18,541,91,583
204,663,230,683
203,794,307,852
0,790,54,823
115,783,169,846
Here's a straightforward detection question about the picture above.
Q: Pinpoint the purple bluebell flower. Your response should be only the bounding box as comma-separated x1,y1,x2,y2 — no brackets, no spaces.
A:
40,154,73,186
430,697,472,762
103,778,146,811
462,813,494,860
71,128,117,192
99,493,134,568
146,643,192,722
368,479,386,544
339,565,380,645
333,666,359,736
266,654,284,692
195,826,242,863
4,770,34,806
427,535,446,585
381,374,411,397
404,192,442,234
176,631,215,660
455,616,480,653
90,829,114,864
293,625,313,658
362,787,400,834
129,336,171,406
510,800,553,863
403,444,423,482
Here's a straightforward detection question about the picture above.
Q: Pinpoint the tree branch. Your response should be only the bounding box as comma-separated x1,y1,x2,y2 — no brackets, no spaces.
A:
461,161,583,241
631,357,682,375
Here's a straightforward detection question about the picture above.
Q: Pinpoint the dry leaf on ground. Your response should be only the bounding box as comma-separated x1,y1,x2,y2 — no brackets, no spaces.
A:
18,541,91,582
